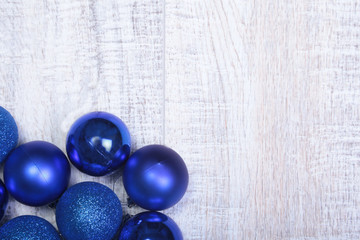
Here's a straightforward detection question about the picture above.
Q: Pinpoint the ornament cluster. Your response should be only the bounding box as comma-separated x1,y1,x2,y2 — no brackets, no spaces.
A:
0,108,188,240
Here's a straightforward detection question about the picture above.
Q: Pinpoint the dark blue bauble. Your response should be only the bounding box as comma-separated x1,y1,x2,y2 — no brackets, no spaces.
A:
0,215,61,240
123,145,189,211
3,141,71,206
119,211,183,240
56,181,123,240
0,106,18,163
66,111,131,176
0,180,8,221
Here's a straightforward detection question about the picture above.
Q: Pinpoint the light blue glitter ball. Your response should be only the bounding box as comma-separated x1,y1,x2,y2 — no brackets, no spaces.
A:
0,215,61,240
0,106,18,163
56,181,123,240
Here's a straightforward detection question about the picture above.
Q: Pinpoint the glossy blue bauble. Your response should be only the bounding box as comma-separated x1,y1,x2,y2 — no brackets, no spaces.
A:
0,106,18,163
0,215,61,240
0,180,8,221
66,111,131,176
56,181,123,240
3,141,71,206
123,145,189,210
119,211,183,240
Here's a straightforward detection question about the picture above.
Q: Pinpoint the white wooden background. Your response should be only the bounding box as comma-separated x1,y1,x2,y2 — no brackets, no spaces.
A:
1,0,360,239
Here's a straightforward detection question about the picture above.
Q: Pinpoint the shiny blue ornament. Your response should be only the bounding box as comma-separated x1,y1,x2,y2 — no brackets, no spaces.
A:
0,215,61,240
3,141,71,206
56,181,123,240
123,145,189,210
66,111,131,176
0,106,18,163
119,211,183,240
0,180,8,221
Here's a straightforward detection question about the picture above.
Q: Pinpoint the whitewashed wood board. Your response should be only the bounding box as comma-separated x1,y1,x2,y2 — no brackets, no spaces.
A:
1,0,360,239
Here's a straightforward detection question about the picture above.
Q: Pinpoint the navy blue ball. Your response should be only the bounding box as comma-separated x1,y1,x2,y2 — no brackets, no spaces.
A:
123,145,189,210
119,211,183,240
0,180,8,221
56,181,123,240
66,111,131,176
0,106,18,163
3,141,71,206
0,215,61,240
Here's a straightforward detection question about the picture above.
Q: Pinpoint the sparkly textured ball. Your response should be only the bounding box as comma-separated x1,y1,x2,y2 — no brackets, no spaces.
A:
0,106,18,163
0,180,8,221
56,181,123,240
123,145,189,210
0,215,61,240
66,111,131,176
3,141,71,206
119,211,183,240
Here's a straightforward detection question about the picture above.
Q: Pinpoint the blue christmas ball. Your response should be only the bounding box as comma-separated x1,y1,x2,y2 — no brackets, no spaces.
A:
0,106,18,163
56,181,123,240
66,111,131,176
0,180,8,221
119,211,183,240
3,141,71,206
123,145,189,211
0,215,61,240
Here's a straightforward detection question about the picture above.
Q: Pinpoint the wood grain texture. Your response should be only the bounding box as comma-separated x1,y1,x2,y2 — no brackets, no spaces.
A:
1,0,360,239
165,0,360,239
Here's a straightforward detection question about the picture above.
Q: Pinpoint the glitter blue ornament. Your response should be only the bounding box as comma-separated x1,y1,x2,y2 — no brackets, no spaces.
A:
0,180,8,221
0,215,61,240
0,106,18,163
56,181,123,240
119,211,183,240
66,111,131,176
3,141,71,206
123,145,189,211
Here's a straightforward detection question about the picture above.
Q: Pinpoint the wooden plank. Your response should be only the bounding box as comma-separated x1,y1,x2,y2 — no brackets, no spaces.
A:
165,0,360,239
0,0,164,225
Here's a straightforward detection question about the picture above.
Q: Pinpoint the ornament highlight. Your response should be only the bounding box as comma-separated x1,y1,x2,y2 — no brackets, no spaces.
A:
3,141,71,206
66,111,131,176
56,181,123,240
123,145,189,210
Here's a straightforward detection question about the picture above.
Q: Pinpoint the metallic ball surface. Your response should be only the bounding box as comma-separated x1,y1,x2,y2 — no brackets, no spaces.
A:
119,211,183,240
4,141,71,206
0,180,8,221
66,111,131,176
123,145,189,210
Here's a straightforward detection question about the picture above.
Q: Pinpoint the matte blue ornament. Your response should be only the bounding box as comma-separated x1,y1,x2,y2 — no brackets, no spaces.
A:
0,106,18,163
119,211,183,240
66,111,131,176
0,180,8,221
56,181,123,240
123,145,189,211
0,215,61,240
3,141,71,206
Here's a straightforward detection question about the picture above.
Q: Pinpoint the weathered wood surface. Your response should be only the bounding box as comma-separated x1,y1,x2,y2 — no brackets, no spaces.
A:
1,0,360,239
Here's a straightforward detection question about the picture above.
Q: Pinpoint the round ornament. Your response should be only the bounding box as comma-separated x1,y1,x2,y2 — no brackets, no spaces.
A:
66,111,131,176
123,145,188,211
0,215,61,240
119,211,183,240
56,181,123,240
0,180,8,221
0,106,18,163
3,141,71,206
